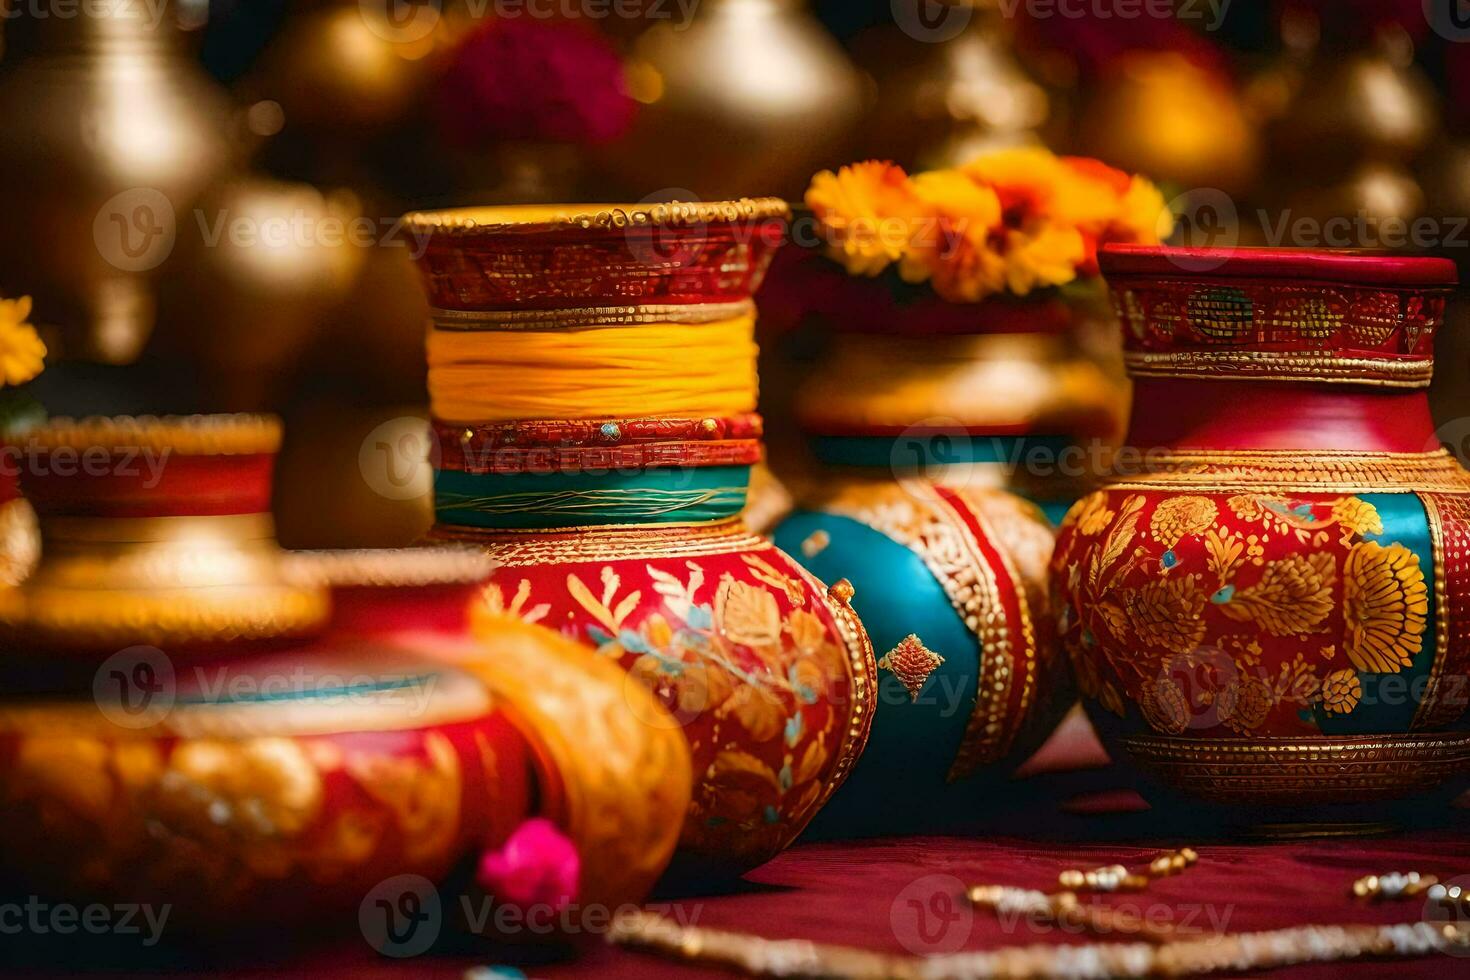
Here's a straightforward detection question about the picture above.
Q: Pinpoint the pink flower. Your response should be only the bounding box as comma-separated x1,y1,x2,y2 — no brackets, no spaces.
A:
476,818,580,913
436,18,636,147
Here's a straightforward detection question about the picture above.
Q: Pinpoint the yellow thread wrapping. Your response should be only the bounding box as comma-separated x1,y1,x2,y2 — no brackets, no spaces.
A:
427,315,759,422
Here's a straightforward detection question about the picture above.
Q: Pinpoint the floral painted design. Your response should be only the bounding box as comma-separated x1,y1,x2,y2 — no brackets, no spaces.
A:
482,545,859,863
1054,491,1433,736
1342,541,1428,673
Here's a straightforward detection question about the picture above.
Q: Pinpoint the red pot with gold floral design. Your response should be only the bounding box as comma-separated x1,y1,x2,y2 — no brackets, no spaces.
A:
1054,245,1470,828
404,200,876,875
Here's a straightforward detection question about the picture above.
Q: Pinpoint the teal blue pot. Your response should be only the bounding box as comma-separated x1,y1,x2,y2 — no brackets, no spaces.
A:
773,472,1072,836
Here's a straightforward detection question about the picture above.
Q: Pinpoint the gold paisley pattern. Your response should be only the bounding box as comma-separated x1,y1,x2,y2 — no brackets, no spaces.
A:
1343,541,1429,673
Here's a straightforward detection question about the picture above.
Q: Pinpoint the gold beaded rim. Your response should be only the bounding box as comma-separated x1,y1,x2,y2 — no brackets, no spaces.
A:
282,547,498,589
402,198,792,235
8,414,282,455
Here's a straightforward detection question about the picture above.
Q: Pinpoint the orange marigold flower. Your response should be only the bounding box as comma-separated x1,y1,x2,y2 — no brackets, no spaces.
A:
805,161,917,277
898,169,1004,303
0,296,45,388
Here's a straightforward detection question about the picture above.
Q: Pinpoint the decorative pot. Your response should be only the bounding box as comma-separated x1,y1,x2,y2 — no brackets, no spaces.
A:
0,618,692,934
405,200,876,875
0,415,329,667
771,298,1074,836
1053,244,1470,829
0,412,691,931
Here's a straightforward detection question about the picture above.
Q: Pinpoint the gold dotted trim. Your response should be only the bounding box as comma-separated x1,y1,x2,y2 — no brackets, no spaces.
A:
430,520,767,565
0,585,328,647
1125,351,1434,387
430,301,755,331
403,198,791,235
10,414,281,455
1107,449,1470,493
794,572,876,817
282,547,496,589
923,486,1025,782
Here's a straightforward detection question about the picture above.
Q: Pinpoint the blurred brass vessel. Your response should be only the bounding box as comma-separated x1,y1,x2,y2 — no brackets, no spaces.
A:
0,7,231,363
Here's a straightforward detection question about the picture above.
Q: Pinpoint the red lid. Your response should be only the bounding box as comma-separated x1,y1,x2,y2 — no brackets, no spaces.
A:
9,415,279,518
1099,245,1459,287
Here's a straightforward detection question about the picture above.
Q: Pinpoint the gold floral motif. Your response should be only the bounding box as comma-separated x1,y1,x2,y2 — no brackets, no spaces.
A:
1140,677,1190,734
155,738,324,877
1332,497,1384,539
1218,553,1336,637
1125,575,1207,653
714,577,783,649
480,579,551,624
1343,541,1428,673
1322,669,1363,715
344,732,462,864
1149,496,1218,547
1218,677,1273,732
1070,491,1116,536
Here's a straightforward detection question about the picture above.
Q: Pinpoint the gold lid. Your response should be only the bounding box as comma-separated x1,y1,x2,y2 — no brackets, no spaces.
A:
10,413,282,455
402,198,791,235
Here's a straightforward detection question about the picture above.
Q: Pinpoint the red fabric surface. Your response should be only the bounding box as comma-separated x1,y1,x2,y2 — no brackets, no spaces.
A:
7,713,1469,978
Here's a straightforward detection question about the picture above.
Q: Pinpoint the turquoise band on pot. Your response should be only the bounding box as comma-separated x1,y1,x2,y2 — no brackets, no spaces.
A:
434,465,751,529
811,434,1075,470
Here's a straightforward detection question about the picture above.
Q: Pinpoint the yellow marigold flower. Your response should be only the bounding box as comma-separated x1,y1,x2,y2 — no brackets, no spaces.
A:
1117,176,1174,245
1002,224,1086,296
805,161,917,277
898,169,1005,303
0,296,45,387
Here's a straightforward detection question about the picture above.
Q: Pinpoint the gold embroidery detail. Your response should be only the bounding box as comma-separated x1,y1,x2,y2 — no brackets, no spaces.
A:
878,634,945,702
434,521,765,564
431,301,755,331
1108,449,1470,493
1125,350,1433,387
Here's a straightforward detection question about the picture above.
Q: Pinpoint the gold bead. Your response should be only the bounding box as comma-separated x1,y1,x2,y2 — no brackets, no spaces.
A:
1059,870,1086,889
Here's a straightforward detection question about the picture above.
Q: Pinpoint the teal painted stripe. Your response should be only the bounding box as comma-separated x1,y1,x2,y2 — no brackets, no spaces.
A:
1315,493,1436,736
812,434,1074,470
434,465,750,529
